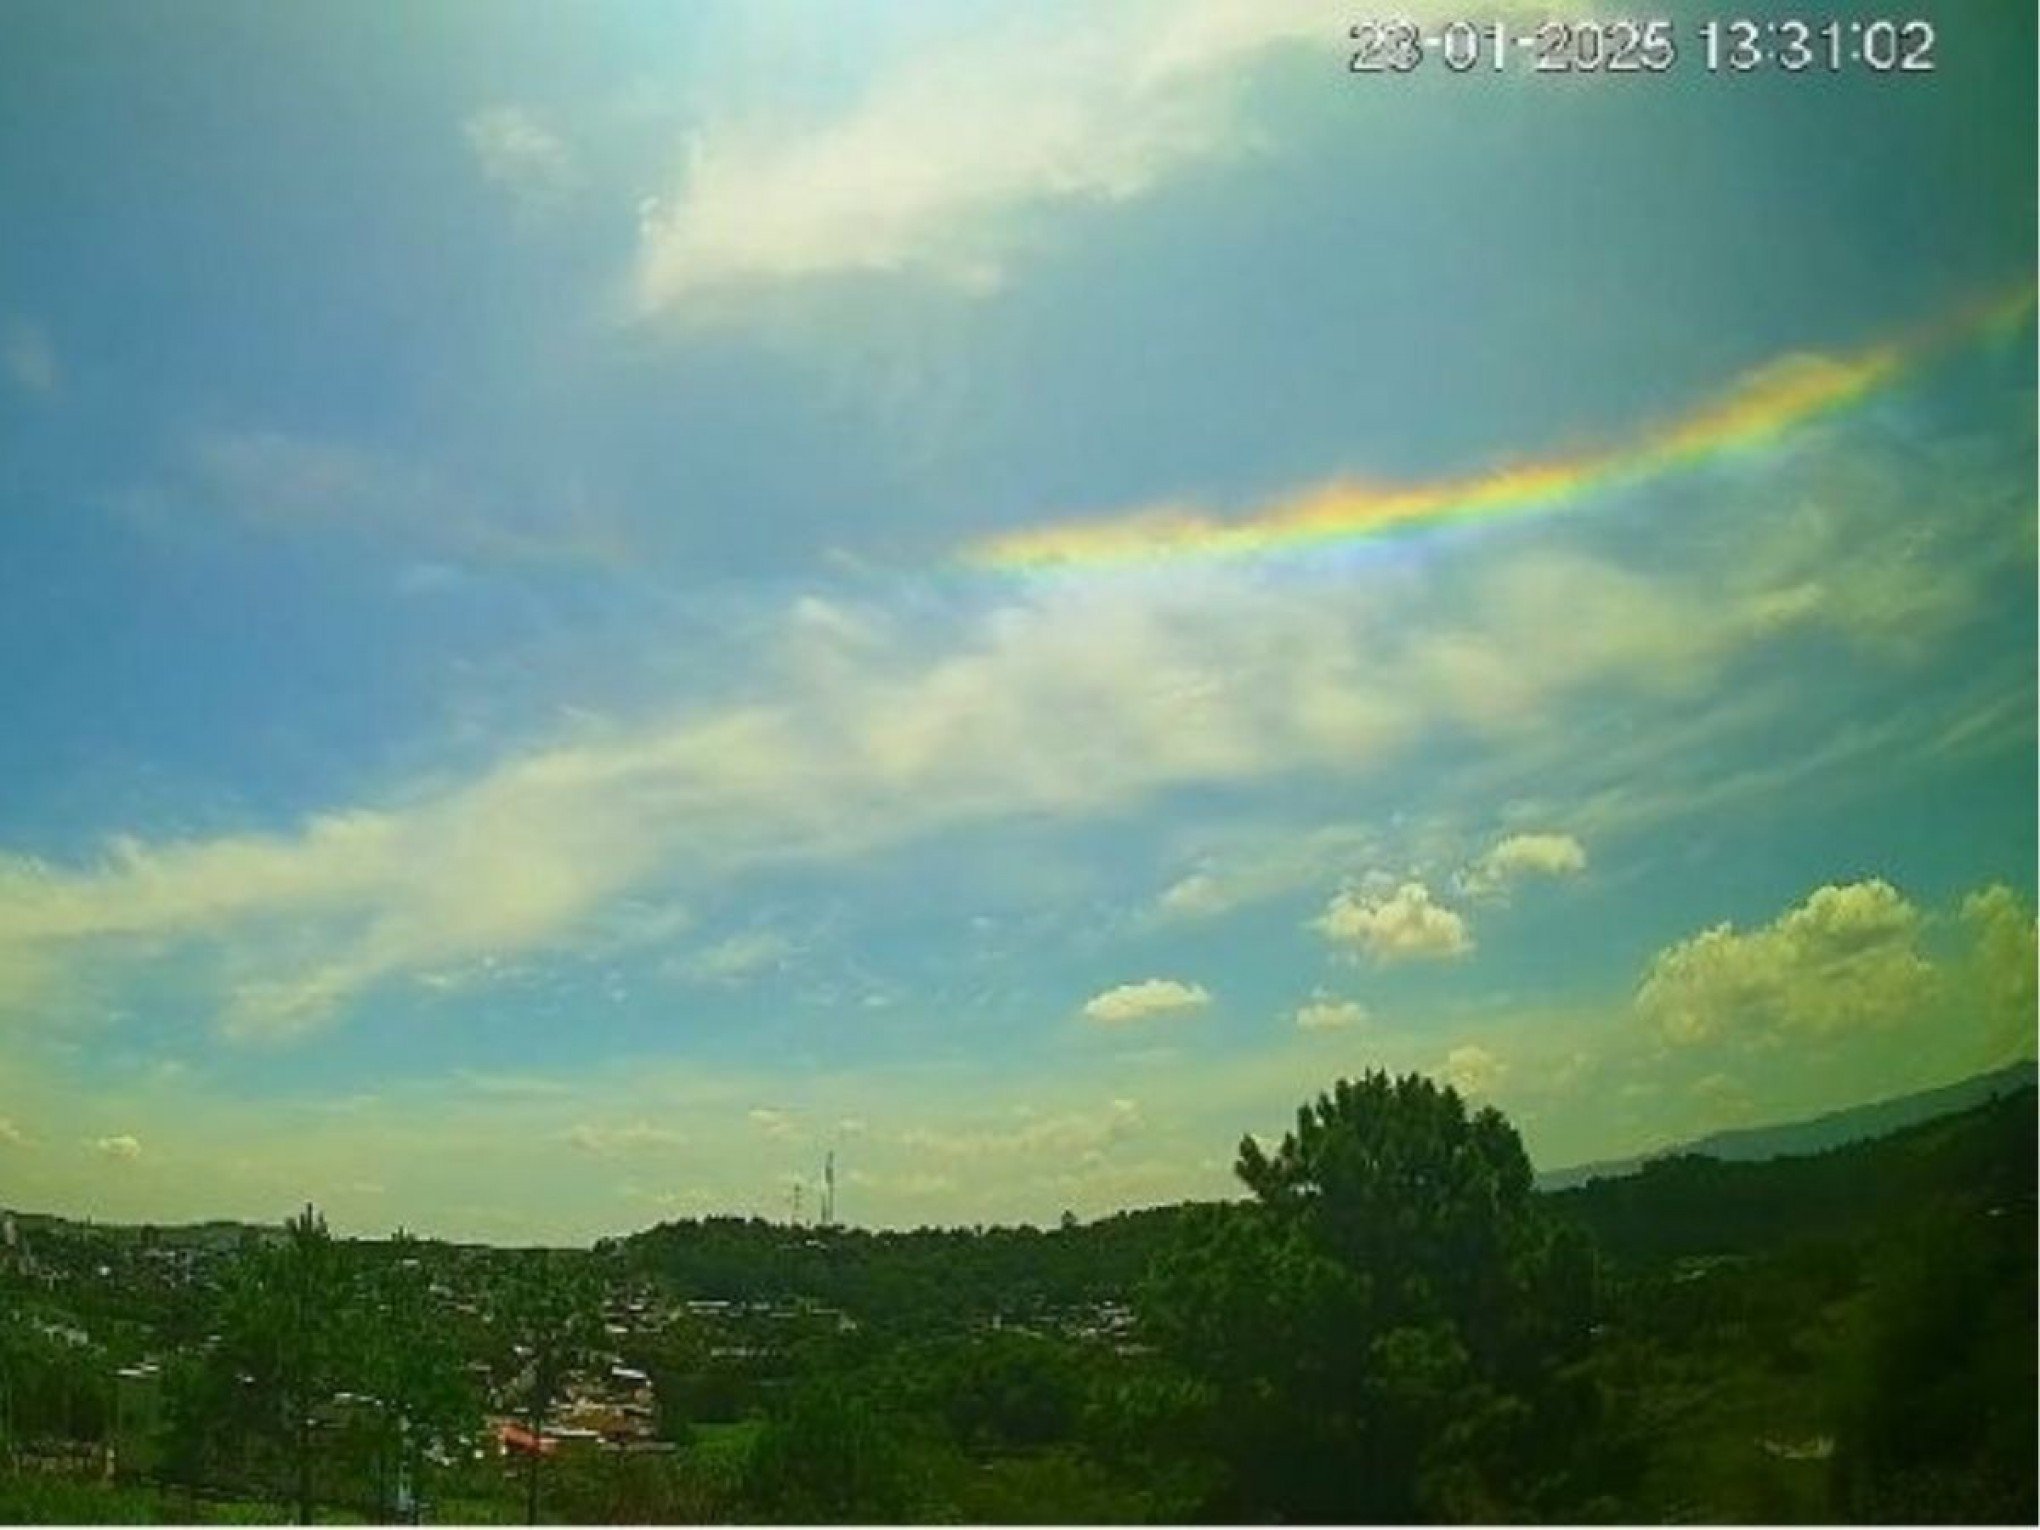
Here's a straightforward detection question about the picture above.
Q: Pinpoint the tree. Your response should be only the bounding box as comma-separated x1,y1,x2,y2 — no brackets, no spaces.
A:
198,1205,348,1524
1142,1071,1603,1521
743,1374,931,1522
503,1250,599,1525
1834,1202,2038,1521
353,1235,478,1520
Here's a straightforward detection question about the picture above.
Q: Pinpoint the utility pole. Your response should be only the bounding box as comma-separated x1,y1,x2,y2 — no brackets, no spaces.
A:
823,1151,836,1229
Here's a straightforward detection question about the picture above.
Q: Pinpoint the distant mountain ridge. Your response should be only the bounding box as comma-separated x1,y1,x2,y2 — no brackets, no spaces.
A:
1536,1058,2038,1190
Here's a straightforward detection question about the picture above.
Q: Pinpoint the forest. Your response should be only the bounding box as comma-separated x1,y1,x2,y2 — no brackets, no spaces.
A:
1,1071,2032,1524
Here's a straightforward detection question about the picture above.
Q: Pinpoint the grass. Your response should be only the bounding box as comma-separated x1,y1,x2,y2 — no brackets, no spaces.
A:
0,1472,295,1524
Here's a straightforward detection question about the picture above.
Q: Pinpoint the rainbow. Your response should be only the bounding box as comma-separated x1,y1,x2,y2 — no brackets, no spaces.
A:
966,286,2034,574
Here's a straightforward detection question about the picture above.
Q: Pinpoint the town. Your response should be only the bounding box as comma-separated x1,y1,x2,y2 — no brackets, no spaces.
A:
2,1073,2032,1524
0,1198,1162,1521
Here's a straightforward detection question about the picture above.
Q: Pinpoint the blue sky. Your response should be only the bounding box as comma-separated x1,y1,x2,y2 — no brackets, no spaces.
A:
0,0,2033,1240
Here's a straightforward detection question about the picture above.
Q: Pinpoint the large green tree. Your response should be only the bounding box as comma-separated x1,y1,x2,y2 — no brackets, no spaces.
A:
1142,1071,1603,1521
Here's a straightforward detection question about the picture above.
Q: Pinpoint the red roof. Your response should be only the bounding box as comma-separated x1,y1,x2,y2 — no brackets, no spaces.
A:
497,1421,555,1457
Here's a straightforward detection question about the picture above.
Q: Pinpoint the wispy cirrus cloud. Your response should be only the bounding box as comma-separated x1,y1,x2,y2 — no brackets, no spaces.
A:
630,0,1337,314
0,410,2017,1043
3,317,58,396
169,429,630,567
563,1120,687,1157
464,106,577,213
672,930,794,986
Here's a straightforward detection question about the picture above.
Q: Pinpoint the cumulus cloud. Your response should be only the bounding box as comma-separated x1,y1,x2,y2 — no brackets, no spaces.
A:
463,106,576,210
1461,831,1586,897
1315,881,1471,963
1441,1044,1505,1098
93,1134,142,1162
1082,977,1212,1024
1956,883,2037,1065
0,1117,26,1148
1636,879,1934,1046
3,318,58,395
1294,993,1367,1032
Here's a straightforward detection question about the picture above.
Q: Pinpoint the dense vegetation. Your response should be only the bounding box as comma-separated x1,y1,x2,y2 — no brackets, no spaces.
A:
2,1074,2032,1523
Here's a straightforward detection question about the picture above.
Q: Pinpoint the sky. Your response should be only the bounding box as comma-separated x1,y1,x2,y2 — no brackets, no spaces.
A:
0,0,2033,1243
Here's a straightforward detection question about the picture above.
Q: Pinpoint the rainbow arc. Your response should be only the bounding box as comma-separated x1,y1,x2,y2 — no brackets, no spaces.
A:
967,286,2034,574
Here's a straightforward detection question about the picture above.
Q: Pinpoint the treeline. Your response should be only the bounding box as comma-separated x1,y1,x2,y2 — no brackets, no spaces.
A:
1556,1087,2036,1522
631,1073,1621,1521
616,1204,1189,1329
3,1077,2033,1523
605,1080,2040,1522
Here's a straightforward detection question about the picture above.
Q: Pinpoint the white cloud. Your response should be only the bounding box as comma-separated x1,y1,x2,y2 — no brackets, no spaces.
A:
455,1071,575,1098
1082,977,1212,1024
1441,1044,1504,1098
1635,878,1933,1046
93,1134,142,1162
747,1107,800,1141
0,424,2000,1043
1958,883,2038,1064
4,319,57,395
631,2,1334,314
1690,1070,1755,1121
0,1117,26,1148
898,1097,1145,1160
1461,830,1586,897
673,930,793,985
1294,993,1367,1032
564,1121,687,1157
0,545,1774,1034
463,106,576,210
1152,822,1388,922
1156,871,1230,918
1315,881,1471,963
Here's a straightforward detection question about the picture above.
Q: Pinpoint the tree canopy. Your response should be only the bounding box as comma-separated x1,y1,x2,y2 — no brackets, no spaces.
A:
1142,1070,1604,1521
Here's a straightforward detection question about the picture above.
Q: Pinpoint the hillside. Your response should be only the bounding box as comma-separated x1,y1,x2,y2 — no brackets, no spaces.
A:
1537,1059,2037,1190
1547,1082,2037,1264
